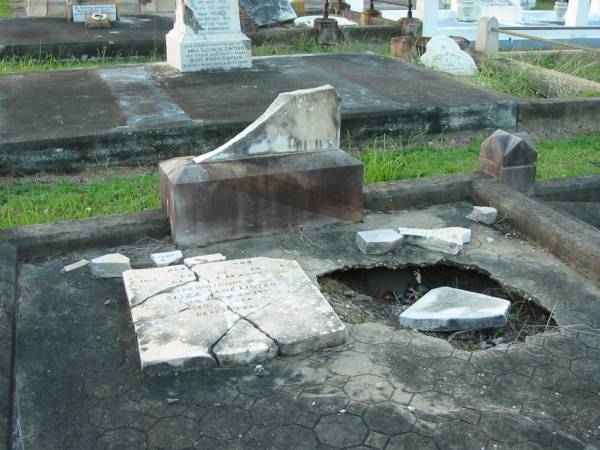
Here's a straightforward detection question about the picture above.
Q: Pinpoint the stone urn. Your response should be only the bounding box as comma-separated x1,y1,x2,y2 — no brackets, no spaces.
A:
457,0,481,22
554,1,568,19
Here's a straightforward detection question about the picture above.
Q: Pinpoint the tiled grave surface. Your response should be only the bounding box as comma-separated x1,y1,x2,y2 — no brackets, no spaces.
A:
14,202,600,449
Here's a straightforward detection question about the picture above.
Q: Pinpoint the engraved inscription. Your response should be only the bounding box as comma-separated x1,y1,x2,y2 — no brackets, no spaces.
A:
184,0,238,33
181,41,250,71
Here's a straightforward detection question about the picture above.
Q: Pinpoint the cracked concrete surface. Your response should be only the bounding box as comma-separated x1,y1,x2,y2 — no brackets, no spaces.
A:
13,202,600,449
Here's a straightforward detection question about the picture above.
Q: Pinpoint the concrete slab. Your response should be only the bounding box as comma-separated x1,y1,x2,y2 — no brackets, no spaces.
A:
0,53,517,174
10,202,600,449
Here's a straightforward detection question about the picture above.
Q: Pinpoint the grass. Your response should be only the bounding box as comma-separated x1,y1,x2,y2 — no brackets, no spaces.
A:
533,0,554,10
528,51,600,84
0,0,11,18
2,133,599,228
253,37,390,57
0,50,163,73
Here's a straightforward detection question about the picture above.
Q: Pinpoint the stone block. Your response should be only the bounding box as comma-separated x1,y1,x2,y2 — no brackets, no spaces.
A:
390,37,415,59
355,229,403,254
160,85,363,246
478,129,537,193
398,227,471,255
314,18,340,45
239,0,296,26
399,287,511,331
90,253,130,278
466,206,497,224
84,12,111,28
151,250,183,267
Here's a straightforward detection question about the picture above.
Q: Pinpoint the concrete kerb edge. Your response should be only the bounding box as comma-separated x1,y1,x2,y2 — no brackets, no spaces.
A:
471,178,600,285
517,97,600,133
534,173,600,202
0,244,17,450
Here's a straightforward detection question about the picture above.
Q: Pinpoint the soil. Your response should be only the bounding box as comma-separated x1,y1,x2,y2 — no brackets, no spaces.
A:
319,265,557,351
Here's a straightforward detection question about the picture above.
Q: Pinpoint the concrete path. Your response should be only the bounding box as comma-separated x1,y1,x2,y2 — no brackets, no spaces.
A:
0,54,516,173
13,202,600,449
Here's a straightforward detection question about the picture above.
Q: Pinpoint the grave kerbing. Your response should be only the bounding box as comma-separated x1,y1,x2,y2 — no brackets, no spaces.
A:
159,85,364,246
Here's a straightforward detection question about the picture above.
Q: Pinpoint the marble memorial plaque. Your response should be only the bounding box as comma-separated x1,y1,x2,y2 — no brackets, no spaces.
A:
122,257,346,374
72,4,116,22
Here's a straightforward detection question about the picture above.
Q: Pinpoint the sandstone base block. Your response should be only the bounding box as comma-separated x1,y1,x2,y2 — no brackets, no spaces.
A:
159,149,364,246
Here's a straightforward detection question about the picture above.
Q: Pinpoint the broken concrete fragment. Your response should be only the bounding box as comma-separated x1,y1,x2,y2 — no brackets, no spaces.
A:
355,229,404,255
213,319,278,367
62,259,89,273
466,206,498,225
398,227,471,255
90,253,130,278
399,287,511,331
183,253,226,268
151,250,183,267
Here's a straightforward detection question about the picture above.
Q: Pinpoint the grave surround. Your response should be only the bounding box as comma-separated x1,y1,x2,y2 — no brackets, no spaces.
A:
122,257,347,374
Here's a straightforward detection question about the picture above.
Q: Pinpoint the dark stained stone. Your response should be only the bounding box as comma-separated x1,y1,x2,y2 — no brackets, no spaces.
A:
314,414,368,448
200,405,254,440
238,0,296,26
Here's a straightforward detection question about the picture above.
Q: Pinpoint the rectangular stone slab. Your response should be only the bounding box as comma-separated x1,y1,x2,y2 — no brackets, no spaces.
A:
159,149,364,246
122,257,347,374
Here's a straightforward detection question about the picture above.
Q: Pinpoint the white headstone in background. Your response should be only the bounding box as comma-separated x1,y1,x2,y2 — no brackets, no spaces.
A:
456,0,481,21
420,35,477,76
166,0,252,72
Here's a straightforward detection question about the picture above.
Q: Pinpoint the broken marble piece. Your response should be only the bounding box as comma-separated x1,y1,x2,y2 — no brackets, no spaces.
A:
355,229,404,255
239,0,296,26
399,287,511,331
122,257,346,374
90,253,130,278
194,85,341,163
420,35,477,76
398,227,471,255
129,281,235,373
122,265,196,307
191,257,347,355
183,253,227,268
466,206,498,225
213,319,278,367
151,250,184,267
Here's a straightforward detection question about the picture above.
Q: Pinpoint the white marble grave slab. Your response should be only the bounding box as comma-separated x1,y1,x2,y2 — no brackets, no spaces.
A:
183,253,226,268
122,257,346,374
72,3,116,22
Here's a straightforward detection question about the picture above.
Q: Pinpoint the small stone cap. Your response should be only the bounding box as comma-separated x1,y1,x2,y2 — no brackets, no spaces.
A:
480,130,537,167
151,250,184,267
466,206,498,225
399,287,511,331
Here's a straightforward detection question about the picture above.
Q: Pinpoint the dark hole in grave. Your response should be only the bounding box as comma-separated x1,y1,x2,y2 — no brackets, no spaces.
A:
318,265,557,351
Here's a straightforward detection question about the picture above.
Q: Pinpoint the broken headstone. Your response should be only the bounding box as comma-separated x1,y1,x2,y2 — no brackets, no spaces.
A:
420,35,477,76
122,257,346,374
466,206,498,225
90,253,131,278
399,287,511,331
159,85,363,246
238,0,297,26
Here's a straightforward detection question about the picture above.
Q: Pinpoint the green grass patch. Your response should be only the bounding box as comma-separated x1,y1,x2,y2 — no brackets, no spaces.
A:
253,37,390,57
0,51,163,73
0,0,12,18
528,51,600,84
2,134,599,228
1,172,160,228
533,1,554,10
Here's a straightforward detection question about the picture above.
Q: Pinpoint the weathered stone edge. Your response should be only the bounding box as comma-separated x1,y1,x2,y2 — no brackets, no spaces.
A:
471,178,600,284
518,97,600,133
363,172,478,211
534,173,600,202
0,210,169,260
0,243,17,450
